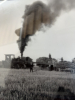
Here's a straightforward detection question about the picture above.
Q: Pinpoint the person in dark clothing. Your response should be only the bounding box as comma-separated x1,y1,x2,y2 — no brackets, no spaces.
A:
50,65,54,71
30,62,33,72
49,65,54,71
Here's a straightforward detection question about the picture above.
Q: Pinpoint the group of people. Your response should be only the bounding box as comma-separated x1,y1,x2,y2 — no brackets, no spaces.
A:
30,63,54,72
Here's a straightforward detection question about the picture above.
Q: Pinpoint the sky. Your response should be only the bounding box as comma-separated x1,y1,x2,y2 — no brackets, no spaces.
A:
0,0,75,62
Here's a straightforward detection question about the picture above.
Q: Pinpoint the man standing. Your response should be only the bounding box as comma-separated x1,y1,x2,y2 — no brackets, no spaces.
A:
30,62,33,72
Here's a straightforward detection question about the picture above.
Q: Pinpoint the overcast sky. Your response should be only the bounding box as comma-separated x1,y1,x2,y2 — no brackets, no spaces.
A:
0,0,75,62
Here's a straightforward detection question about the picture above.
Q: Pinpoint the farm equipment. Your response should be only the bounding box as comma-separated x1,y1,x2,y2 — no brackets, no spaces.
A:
11,57,33,69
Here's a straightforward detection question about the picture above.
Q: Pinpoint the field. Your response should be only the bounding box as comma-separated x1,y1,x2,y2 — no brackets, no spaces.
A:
0,67,75,100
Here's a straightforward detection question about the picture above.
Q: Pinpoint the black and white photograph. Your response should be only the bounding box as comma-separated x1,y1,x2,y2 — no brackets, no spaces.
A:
0,0,75,100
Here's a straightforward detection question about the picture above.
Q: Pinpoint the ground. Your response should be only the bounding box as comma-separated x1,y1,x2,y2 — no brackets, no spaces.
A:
0,66,75,100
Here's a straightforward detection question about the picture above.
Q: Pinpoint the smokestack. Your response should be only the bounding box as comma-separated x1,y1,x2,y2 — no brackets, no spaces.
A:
15,0,75,55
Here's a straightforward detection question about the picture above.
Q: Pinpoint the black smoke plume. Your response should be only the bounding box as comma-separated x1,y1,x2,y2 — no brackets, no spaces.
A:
48,0,75,24
15,0,75,57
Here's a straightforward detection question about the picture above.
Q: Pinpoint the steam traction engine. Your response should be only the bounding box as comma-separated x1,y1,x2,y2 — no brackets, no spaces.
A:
11,57,33,69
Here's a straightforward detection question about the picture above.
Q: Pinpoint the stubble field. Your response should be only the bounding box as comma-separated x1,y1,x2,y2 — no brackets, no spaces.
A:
0,67,75,100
